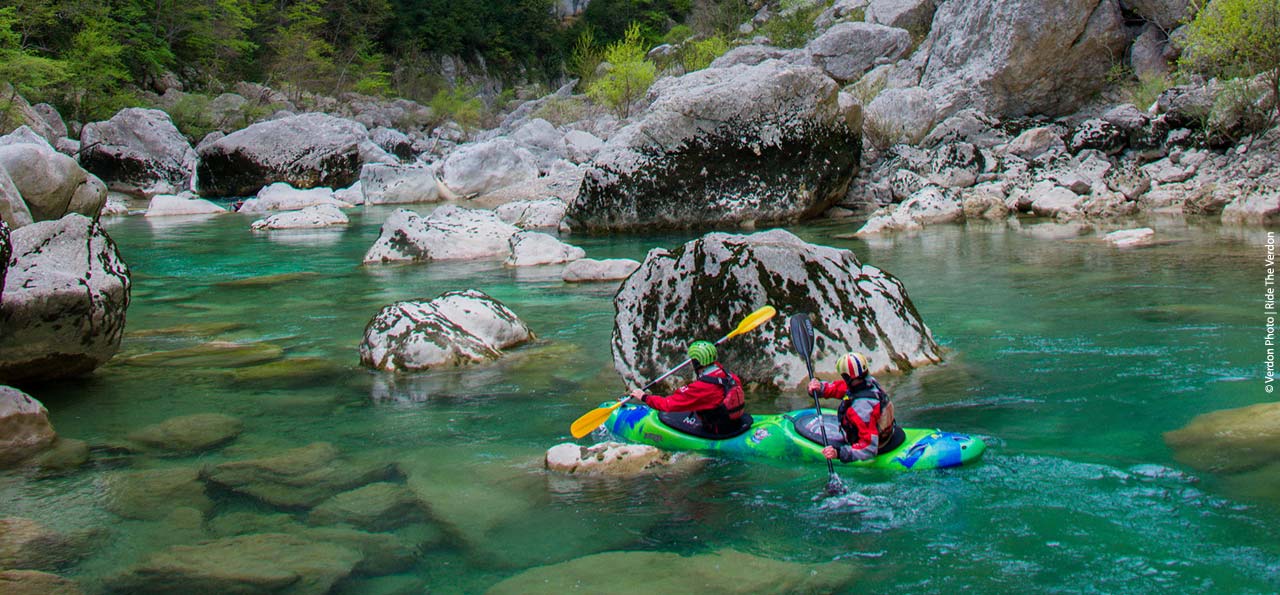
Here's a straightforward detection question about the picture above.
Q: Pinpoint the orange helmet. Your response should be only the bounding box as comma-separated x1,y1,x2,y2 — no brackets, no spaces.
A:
836,352,870,379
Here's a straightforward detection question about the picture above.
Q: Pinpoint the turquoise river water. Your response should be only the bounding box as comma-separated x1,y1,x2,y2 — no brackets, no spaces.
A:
2,205,1277,593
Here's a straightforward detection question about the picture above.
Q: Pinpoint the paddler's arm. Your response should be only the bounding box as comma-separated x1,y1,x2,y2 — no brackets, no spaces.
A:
629,382,718,412
806,379,847,400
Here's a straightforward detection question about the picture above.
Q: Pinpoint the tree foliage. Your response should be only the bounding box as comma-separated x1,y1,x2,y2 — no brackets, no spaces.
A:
587,23,656,118
1182,0,1280,119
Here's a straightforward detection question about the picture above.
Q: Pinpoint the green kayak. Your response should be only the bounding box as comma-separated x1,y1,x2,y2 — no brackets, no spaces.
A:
605,404,986,471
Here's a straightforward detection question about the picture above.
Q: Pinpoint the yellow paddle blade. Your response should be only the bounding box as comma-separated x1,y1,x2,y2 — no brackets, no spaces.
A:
724,305,777,341
570,400,624,439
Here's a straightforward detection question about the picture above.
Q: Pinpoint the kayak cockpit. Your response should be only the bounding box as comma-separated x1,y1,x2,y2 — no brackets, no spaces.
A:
656,411,755,440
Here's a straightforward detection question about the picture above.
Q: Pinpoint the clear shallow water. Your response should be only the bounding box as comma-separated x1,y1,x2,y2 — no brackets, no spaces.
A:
2,207,1277,593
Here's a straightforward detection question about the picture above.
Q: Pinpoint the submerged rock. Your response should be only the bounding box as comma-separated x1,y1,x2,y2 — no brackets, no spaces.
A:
545,442,704,477
308,482,424,531
127,413,243,453
505,231,585,267
0,517,99,571
104,467,214,520
362,205,519,264
79,108,196,198
0,570,85,595
203,442,396,508
1104,227,1155,248
250,204,349,230
196,113,367,197
567,60,860,232
0,214,131,384
107,533,364,595
124,341,283,368
359,289,533,372
562,258,641,283
486,548,857,595
614,229,941,390
0,386,57,467
1165,402,1280,474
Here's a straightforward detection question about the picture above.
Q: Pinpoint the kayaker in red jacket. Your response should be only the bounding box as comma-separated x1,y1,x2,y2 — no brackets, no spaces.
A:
807,352,900,462
628,340,747,436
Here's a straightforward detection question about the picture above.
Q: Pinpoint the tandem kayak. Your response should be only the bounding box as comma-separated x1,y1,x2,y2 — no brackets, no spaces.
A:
605,404,986,471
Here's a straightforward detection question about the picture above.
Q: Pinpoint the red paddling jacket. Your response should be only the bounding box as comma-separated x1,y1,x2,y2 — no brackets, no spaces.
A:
639,363,746,434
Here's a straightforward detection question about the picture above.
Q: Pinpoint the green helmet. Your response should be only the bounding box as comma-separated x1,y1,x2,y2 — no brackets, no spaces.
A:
686,341,717,366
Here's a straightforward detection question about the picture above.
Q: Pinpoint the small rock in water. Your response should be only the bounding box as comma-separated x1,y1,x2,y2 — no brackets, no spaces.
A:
203,442,396,508
360,289,533,372
250,204,349,230
562,258,640,283
504,231,585,267
1104,227,1155,248
544,442,705,477
124,340,284,368
308,482,425,531
127,413,243,453
229,357,345,387
104,467,214,520
0,386,57,467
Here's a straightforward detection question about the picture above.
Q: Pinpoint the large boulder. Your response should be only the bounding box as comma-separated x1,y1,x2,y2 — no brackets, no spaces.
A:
0,85,57,141
0,168,33,228
362,206,519,264
0,386,57,467
237,183,351,213
613,230,941,390
487,549,856,595
805,22,913,84
0,140,106,226
568,60,861,232
106,533,363,595
359,163,441,205
250,205,349,230
863,87,938,146
505,231,585,267
196,113,367,197
920,0,1130,117
495,198,568,229
0,517,99,571
0,214,131,384
440,138,539,197
1121,0,1193,30
866,0,937,32
359,289,533,372
79,108,197,198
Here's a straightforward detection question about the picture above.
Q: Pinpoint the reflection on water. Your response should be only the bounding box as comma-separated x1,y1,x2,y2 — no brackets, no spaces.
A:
1,207,1276,593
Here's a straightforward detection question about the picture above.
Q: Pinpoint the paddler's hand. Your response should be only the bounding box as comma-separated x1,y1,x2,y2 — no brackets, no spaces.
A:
822,446,837,460
627,389,645,404
808,379,822,393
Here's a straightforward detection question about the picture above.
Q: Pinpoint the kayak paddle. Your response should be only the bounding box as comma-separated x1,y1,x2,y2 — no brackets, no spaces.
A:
569,305,777,439
788,312,847,496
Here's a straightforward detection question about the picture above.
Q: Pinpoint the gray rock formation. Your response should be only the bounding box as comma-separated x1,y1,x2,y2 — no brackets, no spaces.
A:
504,231,585,266
250,204,349,230
440,138,539,197
562,258,641,283
196,113,367,197
79,108,197,198
805,22,912,84
0,386,56,467
358,163,441,205
613,229,941,390
359,289,534,372
568,60,861,232
0,138,106,227
0,214,130,384
363,206,519,264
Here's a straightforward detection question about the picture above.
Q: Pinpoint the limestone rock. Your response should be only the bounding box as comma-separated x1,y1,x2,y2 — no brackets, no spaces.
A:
505,231,585,267
0,386,56,467
105,467,213,520
562,258,641,283
1104,227,1155,247
251,205,349,230
144,194,227,217
359,163,441,205
1006,127,1065,160
237,182,351,213
564,129,604,163
1165,402,1280,473
920,0,1129,117
1122,0,1193,30
369,127,414,160
1221,191,1280,226
125,340,284,368
805,22,912,84
308,482,424,531
494,198,568,229
359,289,533,372
568,60,860,232
196,113,367,197
613,229,940,389
864,87,938,146
0,214,130,384
362,206,519,264
127,413,243,453
0,517,97,571
79,108,196,198
487,549,857,595
203,442,395,508
0,140,106,224
855,186,962,234
1029,182,1086,217
545,442,704,477
440,138,539,197
0,570,85,595
866,0,937,32
107,533,363,595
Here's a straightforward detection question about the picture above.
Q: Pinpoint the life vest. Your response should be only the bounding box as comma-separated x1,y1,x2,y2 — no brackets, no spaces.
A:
837,376,898,446
695,364,745,433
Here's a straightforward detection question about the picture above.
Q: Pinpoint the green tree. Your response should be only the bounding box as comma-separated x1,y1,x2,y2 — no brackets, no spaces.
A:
587,23,656,118
0,6,68,129
267,0,336,100
1181,0,1280,120
63,21,134,121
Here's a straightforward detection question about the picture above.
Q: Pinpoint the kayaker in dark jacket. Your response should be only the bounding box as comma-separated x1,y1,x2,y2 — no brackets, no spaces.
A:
628,340,747,436
807,352,901,462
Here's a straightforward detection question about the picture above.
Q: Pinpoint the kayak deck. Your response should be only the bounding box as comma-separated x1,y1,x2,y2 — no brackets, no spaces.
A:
605,404,985,471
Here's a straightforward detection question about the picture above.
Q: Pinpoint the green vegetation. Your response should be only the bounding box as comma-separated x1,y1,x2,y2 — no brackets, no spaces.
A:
1180,0,1280,120
587,24,657,117
429,85,486,129
758,0,826,48
680,35,730,72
